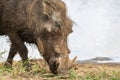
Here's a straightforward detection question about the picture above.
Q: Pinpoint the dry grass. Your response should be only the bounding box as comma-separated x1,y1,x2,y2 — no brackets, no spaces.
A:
0,59,120,80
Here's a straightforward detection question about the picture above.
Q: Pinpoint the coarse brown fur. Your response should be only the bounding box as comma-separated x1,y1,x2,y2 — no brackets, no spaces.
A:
0,0,73,74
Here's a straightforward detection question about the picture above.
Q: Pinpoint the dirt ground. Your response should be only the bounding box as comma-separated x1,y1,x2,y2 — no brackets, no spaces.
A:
0,59,120,80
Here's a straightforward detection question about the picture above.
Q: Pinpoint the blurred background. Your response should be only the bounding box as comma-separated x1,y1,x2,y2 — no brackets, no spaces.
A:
0,0,120,62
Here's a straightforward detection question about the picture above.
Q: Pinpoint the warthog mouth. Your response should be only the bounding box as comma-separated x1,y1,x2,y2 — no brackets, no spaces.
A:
49,56,77,74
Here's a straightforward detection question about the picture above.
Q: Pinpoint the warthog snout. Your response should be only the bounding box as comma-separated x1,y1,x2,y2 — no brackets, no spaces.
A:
48,55,61,74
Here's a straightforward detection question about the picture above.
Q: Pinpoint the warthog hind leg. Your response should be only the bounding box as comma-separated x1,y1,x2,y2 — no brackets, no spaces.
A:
4,44,17,68
5,32,31,71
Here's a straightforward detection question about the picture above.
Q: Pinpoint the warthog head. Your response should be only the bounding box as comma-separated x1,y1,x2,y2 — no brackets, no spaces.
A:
35,0,75,74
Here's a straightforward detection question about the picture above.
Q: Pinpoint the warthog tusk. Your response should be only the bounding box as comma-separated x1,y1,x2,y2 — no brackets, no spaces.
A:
36,37,44,55
71,56,77,64
69,56,77,69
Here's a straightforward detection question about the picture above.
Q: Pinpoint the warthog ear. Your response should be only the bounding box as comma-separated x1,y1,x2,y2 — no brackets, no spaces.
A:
42,0,55,16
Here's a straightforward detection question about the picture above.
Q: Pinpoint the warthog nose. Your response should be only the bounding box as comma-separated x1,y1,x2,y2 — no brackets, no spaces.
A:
54,61,59,69
50,61,59,74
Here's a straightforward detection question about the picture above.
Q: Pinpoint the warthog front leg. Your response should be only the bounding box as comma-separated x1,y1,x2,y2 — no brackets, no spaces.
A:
5,32,31,70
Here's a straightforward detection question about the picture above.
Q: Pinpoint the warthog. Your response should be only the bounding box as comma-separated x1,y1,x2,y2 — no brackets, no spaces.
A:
0,0,76,74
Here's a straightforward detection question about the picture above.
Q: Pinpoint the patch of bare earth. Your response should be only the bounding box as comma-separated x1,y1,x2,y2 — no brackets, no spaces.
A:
0,59,120,80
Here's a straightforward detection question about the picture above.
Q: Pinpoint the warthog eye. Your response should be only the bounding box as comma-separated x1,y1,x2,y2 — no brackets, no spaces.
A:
48,11,53,16
55,21,62,28
51,21,62,34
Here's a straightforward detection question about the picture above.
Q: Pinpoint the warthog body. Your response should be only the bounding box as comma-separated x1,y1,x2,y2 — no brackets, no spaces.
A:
0,0,73,74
